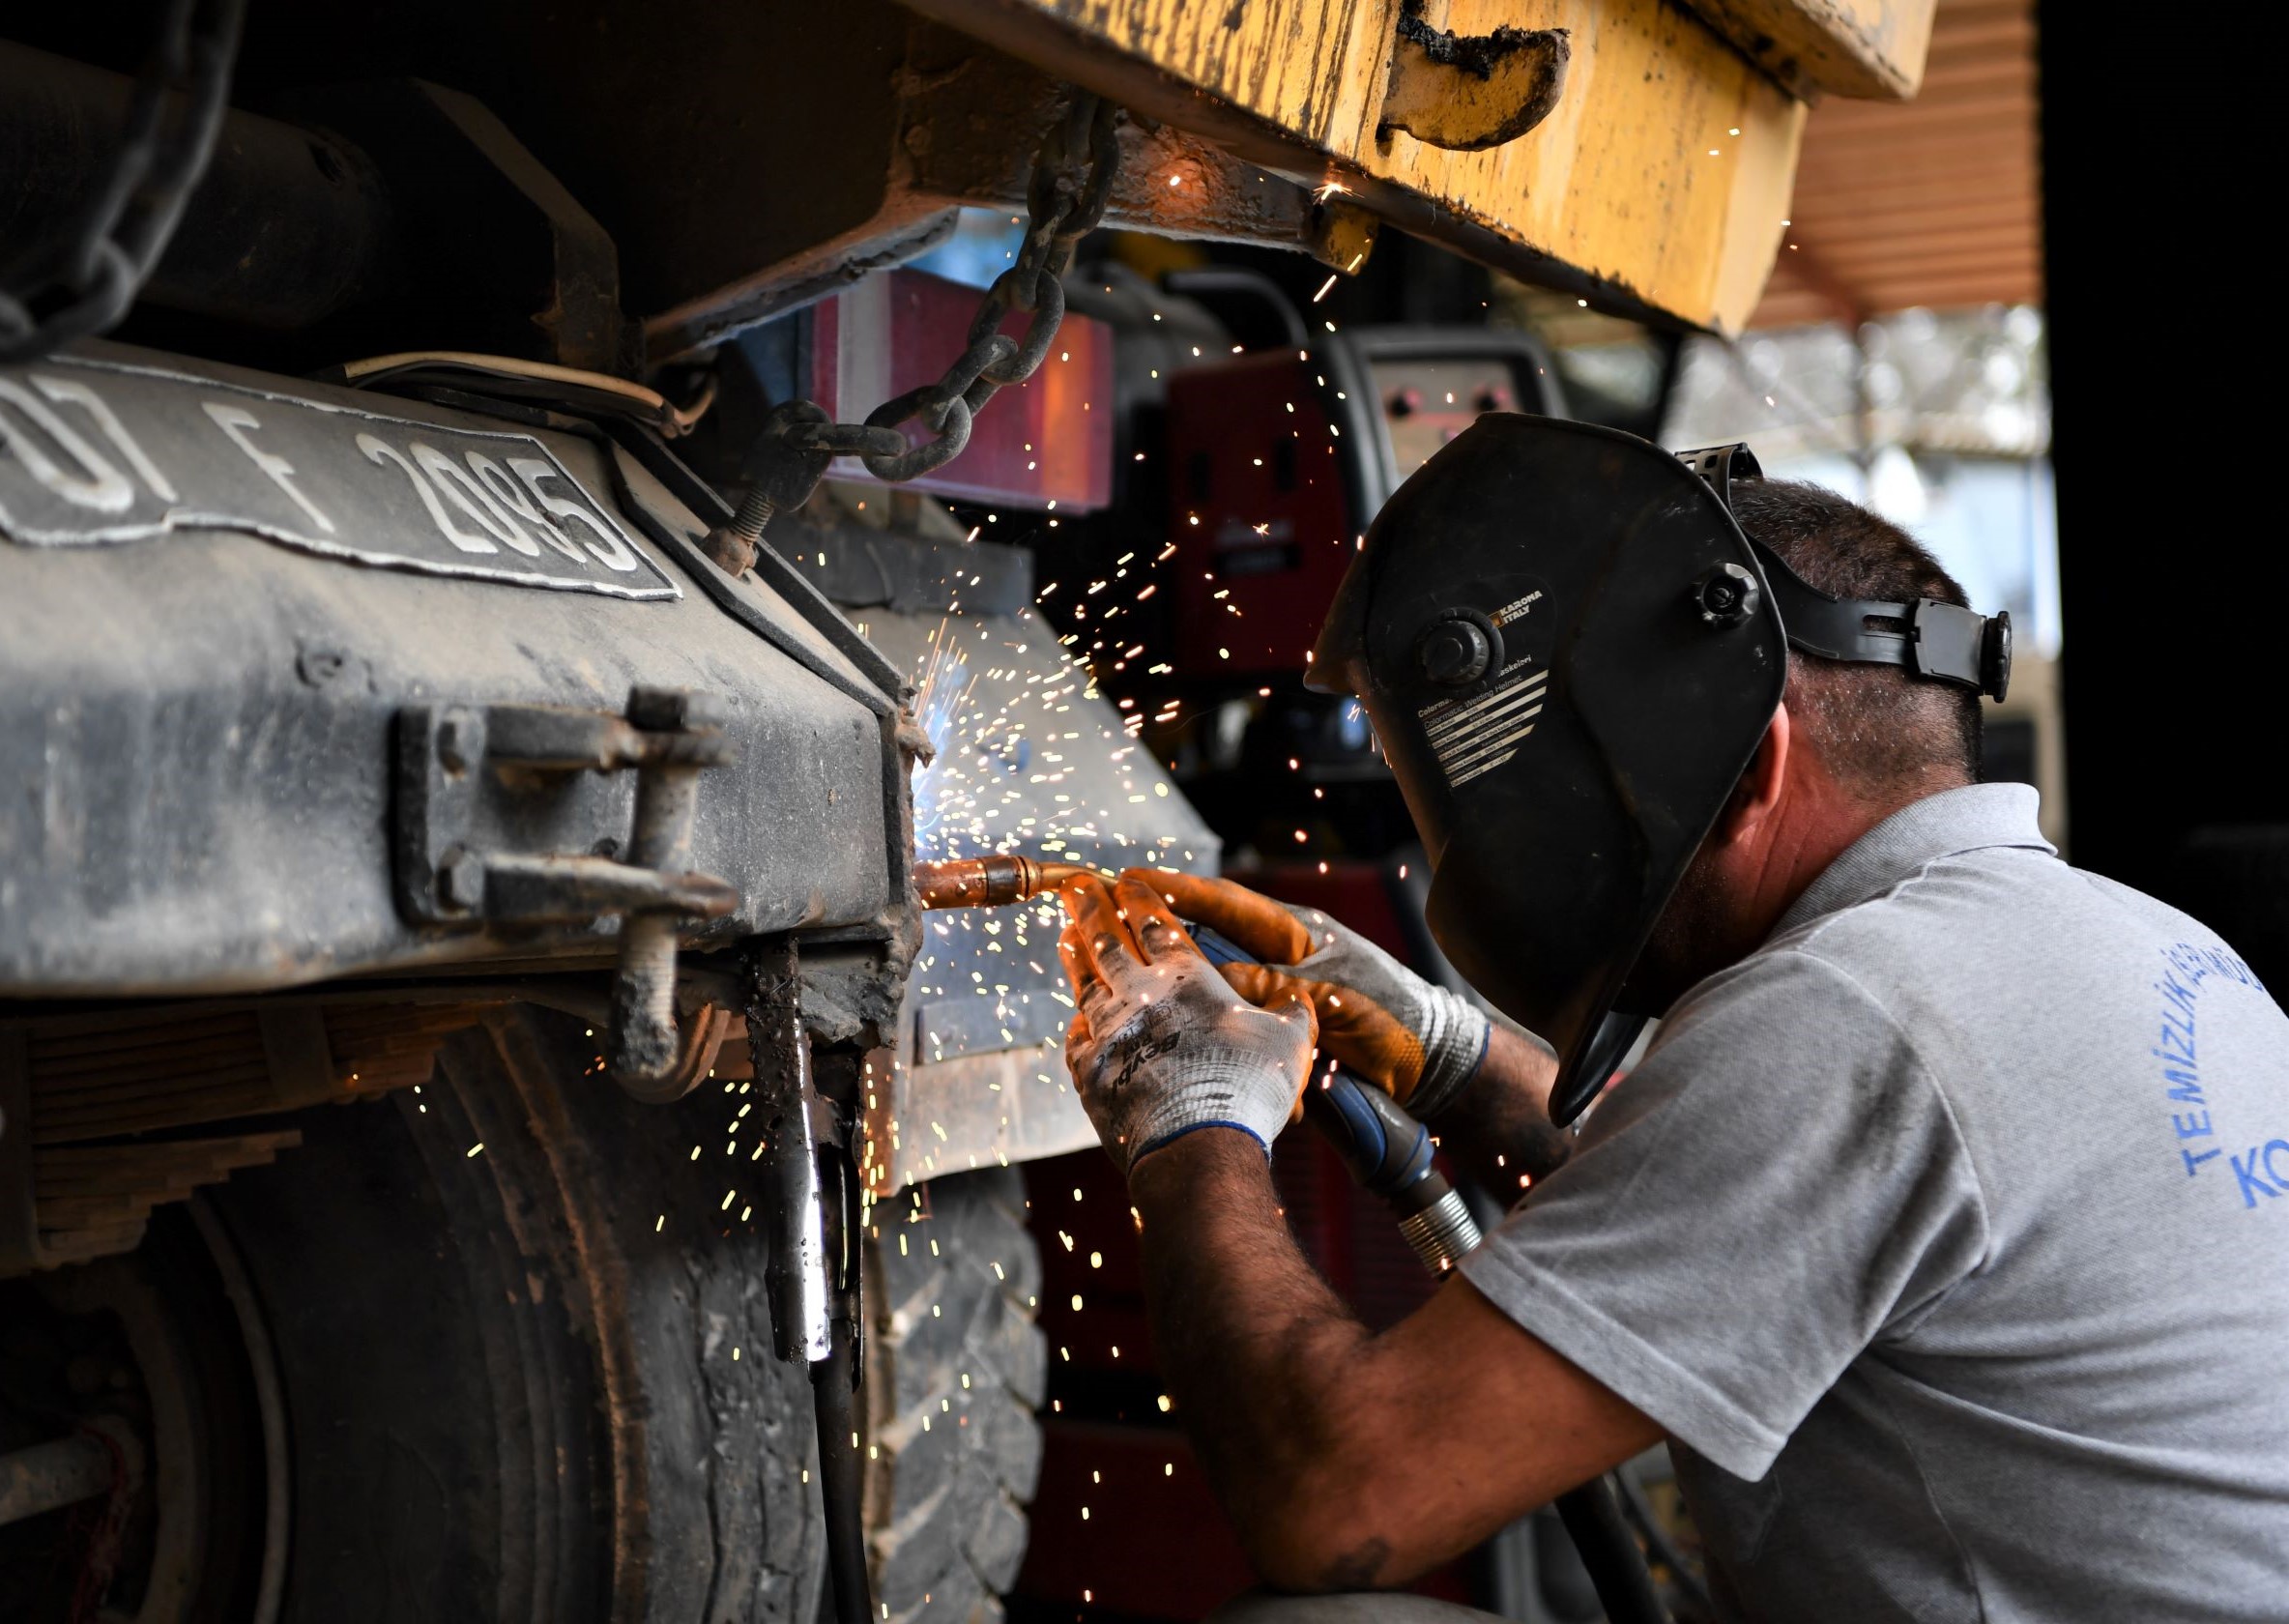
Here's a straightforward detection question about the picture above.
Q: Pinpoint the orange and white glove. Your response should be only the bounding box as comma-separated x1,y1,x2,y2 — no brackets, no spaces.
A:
1057,875,1318,1175
1120,870,1492,1119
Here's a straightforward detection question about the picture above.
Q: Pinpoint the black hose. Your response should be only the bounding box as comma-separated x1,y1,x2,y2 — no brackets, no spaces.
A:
0,0,248,361
811,1318,873,1624
1555,1478,1667,1624
1615,1463,1712,1615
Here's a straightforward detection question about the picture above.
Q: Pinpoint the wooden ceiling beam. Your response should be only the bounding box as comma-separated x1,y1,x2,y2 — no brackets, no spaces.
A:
1785,180,2035,216
1817,93,2029,129
1921,18,2037,58
1794,157,2035,188
1911,58,2035,94
1765,237,1872,327
1806,106,2032,141
1792,204,2036,241
1851,270,2043,302
1809,225,2040,260
1746,0,2042,325
1811,253,2042,285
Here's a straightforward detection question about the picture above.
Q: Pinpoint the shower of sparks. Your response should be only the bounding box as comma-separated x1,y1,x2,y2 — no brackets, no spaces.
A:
623,462,1283,1493
880,546,1218,1189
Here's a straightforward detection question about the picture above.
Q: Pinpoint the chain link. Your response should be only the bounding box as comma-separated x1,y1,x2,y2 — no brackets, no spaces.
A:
779,92,1121,484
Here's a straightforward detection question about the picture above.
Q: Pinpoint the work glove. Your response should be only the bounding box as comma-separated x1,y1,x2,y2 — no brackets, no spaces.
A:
1120,870,1491,1120
1057,874,1318,1176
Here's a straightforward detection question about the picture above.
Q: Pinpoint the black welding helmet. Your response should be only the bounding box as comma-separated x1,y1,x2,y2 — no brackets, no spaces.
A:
1310,417,2010,1124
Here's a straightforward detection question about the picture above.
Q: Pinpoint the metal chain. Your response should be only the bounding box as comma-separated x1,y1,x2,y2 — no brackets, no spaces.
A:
0,0,248,362
782,92,1120,484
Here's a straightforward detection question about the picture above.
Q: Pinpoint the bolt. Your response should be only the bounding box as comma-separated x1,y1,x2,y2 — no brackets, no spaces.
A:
1419,619,1492,687
297,646,347,687
729,489,775,543
627,685,727,733
438,848,486,912
626,686,693,731
699,487,775,574
435,710,481,773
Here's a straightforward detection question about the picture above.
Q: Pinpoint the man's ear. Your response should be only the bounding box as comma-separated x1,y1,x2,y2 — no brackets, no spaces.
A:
1717,702,1791,846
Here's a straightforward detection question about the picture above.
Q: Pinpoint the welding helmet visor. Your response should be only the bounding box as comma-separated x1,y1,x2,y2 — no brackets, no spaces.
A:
1312,415,2011,1123
1309,416,1787,1125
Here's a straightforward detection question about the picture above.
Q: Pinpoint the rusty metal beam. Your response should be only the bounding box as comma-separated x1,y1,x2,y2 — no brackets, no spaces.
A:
645,11,1359,358
898,0,1812,334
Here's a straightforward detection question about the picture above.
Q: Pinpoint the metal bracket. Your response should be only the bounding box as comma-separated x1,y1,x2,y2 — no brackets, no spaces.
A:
393,684,741,1100
1380,11,1570,152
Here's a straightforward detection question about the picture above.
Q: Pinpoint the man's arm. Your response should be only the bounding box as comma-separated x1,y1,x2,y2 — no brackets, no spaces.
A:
1426,1021,1577,1198
1130,1127,1662,1592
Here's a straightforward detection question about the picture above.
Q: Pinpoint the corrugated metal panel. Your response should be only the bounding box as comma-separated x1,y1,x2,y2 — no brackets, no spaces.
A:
1753,0,2040,325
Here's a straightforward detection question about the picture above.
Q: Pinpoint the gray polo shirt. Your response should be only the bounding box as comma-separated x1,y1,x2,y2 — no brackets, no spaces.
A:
1459,783,2289,1622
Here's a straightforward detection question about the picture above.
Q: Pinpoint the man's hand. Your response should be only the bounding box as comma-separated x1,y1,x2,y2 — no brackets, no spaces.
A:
1125,870,1492,1118
1058,875,1318,1175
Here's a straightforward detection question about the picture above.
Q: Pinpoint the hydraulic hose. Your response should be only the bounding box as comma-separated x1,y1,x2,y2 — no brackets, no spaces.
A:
1554,1476,1668,1624
811,1320,872,1624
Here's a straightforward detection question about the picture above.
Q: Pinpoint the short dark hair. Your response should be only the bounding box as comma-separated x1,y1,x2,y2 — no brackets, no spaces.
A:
1725,478,1982,801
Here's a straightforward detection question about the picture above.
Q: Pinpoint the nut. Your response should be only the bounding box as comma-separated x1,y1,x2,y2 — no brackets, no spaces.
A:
627,685,729,733
435,710,483,773
1419,619,1493,687
698,524,759,577
437,848,487,912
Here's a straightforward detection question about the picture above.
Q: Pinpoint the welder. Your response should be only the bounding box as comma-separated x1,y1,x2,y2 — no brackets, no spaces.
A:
1053,418,2289,1622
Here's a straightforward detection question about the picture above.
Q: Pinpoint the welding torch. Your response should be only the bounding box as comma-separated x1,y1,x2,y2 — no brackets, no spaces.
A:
915,856,1481,1268
913,854,1095,910
917,854,1667,1624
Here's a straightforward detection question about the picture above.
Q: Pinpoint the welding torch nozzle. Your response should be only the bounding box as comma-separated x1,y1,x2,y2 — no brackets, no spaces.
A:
913,855,1094,910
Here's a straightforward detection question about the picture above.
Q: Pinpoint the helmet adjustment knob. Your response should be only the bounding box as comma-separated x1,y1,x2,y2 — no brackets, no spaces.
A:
1419,618,1493,686
1694,563,1759,626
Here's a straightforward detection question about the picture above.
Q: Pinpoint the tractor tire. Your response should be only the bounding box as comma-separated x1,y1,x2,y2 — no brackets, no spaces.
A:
5,1005,1044,1624
862,1167,1048,1624
213,1006,827,1623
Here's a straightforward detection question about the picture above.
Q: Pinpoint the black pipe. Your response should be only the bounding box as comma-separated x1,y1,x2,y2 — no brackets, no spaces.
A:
806,1068,875,1624
811,1318,873,1624
0,41,391,329
1555,1477,1666,1624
